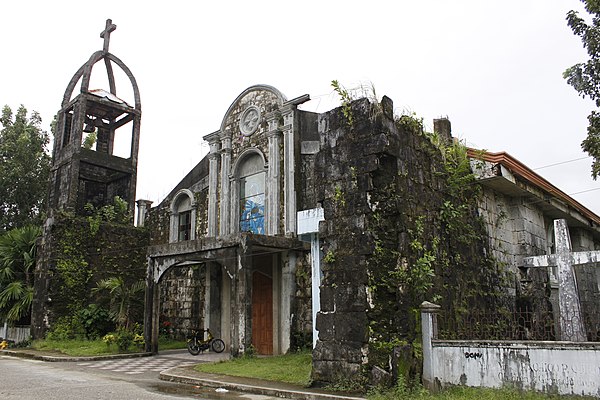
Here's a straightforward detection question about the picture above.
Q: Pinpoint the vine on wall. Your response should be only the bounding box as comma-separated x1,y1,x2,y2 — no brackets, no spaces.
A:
46,208,149,336
363,102,512,383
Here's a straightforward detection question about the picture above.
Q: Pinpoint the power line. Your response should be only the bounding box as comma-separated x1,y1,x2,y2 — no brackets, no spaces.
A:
533,156,591,171
567,187,600,196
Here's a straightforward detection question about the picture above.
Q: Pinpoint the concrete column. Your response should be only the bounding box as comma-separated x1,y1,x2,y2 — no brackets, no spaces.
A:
281,252,296,354
421,301,440,392
221,268,231,352
266,111,281,235
219,136,232,236
144,258,159,354
204,265,212,333
311,233,321,348
168,210,178,243
135,199,153,227
232,243,252,356
297,207,325,348
206,134,220,237
281,105,296,235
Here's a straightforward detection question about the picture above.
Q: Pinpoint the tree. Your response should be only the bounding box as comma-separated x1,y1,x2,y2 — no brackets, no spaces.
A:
0,225,41,324
93,277,145,330
0,105,51,231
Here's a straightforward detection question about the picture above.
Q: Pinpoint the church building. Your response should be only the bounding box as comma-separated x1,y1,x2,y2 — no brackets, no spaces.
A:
32,19,600,386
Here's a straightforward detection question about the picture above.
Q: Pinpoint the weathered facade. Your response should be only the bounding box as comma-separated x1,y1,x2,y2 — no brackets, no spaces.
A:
145,85,600,386
30,19,600,389
144,86,314,356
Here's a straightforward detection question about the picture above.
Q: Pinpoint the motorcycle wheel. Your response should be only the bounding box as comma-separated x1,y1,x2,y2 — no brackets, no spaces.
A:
187,339,201,355
211,338,225,353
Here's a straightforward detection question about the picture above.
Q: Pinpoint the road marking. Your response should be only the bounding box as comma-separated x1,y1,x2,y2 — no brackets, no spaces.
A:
77,356,196,375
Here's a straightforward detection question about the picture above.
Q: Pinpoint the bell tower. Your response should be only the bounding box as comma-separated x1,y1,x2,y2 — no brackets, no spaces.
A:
33,20,144,339
49,19,141,218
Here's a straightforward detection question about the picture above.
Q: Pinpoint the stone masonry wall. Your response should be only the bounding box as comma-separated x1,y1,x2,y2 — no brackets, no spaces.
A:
159,264,205,340
32,215,148,338
291,252,313,351
311,98,511,386
477,186,552,334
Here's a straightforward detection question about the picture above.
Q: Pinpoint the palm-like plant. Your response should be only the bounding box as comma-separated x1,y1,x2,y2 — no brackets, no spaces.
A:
93,277,145,330
0,225,41,323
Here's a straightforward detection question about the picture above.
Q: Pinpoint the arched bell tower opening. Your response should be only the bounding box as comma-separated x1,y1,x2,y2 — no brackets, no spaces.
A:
49,19,141,218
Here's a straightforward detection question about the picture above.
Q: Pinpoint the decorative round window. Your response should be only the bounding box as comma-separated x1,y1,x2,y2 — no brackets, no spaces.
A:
239,106,261,136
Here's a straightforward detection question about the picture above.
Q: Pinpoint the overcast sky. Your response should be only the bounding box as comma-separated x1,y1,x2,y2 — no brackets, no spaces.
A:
2,1,599,216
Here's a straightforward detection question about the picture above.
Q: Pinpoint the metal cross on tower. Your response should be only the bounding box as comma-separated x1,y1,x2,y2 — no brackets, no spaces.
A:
100,19,117,53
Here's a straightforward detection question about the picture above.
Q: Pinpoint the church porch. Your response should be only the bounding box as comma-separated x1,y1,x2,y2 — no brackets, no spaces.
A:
145,233,309,356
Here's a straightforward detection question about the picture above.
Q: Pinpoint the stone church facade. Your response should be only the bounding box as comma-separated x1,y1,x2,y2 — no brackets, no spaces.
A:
143,85,315,356
142,84,600,383
32,20,600,387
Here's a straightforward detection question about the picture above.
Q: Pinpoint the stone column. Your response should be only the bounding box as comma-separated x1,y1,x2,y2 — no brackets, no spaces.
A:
266,111,281,235
232,242,252,356
280,252,296,354
219,135,232,236
281,105,296,235
421,301,440,392
205,133,220,237
135,199,153,227
144,258,159,354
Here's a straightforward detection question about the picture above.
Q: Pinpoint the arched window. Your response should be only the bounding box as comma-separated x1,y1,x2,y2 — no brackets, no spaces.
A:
170,189,196,242
237,153,265,234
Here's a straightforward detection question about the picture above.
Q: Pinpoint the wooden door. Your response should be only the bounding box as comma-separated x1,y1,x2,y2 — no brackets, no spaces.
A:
252,272,273,355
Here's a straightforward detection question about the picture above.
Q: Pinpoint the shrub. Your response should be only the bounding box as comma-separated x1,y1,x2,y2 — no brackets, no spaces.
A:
133,333,145,349
77,304,113,339
46,315,85,340
102,333,116,347
115,328,134,352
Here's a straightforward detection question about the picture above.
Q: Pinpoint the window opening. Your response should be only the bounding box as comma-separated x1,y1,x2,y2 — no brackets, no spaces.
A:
178,210,192,241
240,172,265,234
62,110,73,148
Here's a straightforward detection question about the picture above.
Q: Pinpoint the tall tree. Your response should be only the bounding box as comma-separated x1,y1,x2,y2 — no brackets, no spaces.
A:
0,225,41,324
564,1,600,179
0,105,51,231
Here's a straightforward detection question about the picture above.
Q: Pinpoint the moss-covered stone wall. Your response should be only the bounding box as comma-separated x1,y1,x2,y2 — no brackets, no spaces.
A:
32,213,149,338
310,97,511,386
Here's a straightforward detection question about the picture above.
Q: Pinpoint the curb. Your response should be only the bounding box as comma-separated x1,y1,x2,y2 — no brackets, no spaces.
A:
160,366,366,400
0,349,153,362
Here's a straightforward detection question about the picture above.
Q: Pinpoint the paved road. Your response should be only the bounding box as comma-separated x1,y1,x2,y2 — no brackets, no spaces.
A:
0,350,276,400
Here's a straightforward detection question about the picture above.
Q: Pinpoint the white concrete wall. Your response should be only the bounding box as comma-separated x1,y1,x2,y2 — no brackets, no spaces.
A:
0,325,30,344
430,340,600,397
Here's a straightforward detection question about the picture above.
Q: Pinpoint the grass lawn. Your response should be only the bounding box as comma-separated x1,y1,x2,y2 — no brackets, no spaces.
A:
195,351,312,386
32,338,118,356
30,338,187,356
368,385,596,400
195,352,595,399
